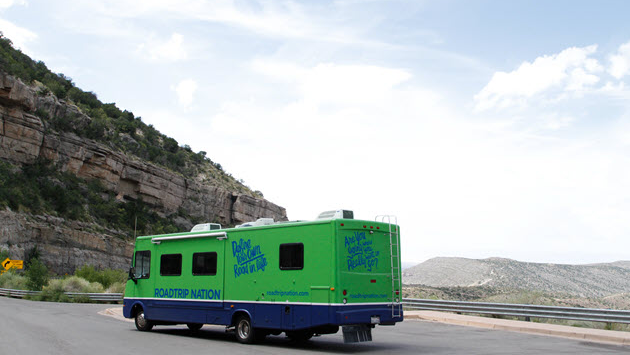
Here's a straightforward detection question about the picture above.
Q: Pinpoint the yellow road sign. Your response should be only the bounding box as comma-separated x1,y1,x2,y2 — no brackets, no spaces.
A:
1,258,24,270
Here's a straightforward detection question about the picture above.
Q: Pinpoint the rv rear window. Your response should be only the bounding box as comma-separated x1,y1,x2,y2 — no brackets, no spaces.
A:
192,252,217,276
279,243,304,270
134,250,151,279
160,254,182,276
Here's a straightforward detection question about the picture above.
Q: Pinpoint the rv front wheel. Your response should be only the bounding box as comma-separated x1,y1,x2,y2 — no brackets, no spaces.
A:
235,315,256,344
134,309,153,331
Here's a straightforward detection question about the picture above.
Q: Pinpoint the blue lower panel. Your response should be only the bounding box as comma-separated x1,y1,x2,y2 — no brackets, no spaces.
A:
335,304,403,325
123,298,403,331
124,298,229,325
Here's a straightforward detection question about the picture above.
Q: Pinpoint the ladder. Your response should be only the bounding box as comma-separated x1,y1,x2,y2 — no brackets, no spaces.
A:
375,215,402,318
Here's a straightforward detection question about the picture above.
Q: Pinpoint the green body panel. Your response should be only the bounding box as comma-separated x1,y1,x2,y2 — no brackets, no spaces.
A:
125,219,401,305
336,220,401,304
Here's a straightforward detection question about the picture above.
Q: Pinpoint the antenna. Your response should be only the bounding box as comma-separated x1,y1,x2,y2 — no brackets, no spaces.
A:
134,216,138,239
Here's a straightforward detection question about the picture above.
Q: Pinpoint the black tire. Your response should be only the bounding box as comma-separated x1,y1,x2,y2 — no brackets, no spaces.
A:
286,330,314,342
235,315,256,344
134,309,153,331
187,323,203,331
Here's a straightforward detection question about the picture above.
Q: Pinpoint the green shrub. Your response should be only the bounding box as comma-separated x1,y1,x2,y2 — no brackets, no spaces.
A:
60,276,91,292
105,281,125,294
25,258,49,291
75,265,125,289
0,271,28,289
37,279,67,302
37,276,104,302
84,281,105,293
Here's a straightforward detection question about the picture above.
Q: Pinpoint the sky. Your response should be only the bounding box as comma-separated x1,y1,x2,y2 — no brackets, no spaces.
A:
2,0,630,265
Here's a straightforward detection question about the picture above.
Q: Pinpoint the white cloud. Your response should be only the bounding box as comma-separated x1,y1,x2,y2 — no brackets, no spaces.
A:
172,79,198,108
540,113,575,130
0,18,37,52
252,60,412,105
475,45,602,111
609,41,630,79
0,0,26,9
136,33,187,62
50,0,390,47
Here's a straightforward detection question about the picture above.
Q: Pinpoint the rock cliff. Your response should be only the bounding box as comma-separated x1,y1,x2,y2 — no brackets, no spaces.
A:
0,71,287,273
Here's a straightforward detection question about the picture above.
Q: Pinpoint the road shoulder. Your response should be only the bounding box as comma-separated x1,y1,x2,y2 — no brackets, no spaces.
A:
405,310,630,346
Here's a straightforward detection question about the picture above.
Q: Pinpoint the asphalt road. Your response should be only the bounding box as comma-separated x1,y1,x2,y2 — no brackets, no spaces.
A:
1,296,629,354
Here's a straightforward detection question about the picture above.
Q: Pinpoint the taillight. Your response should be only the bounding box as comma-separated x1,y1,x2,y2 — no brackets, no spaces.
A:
343,289,347,295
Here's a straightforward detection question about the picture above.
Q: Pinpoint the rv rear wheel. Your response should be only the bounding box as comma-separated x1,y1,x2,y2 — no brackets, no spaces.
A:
235,315,256,344
134,309,153,331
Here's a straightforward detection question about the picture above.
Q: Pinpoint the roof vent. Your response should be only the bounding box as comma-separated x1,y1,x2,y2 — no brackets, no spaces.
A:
235,218,275,228
316,209,354,220
190,223,222,232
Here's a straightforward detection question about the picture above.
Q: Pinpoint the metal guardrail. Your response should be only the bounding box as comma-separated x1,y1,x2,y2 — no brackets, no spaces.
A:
403,298,630,324
0,288,39,298
65,292,124,301
0,288,123,302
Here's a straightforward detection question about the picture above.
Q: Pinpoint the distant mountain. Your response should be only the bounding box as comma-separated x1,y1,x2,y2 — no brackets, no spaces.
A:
403,257,630,297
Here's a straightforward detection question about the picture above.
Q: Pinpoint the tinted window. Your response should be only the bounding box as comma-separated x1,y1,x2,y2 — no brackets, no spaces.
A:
160,254,182,276
134,251,151,279
279,243,304,270
192,252,217,276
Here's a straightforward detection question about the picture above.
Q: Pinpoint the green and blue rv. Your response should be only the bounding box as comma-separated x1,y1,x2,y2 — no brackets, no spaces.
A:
123,210,402,343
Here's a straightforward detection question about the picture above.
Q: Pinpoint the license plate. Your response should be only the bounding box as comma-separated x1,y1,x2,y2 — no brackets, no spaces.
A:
370,316,380,324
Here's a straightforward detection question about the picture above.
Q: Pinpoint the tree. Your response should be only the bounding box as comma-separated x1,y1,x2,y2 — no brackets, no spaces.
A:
25,258,49,291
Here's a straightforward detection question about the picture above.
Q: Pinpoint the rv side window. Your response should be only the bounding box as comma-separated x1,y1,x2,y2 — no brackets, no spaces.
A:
134,251,151,279
279,243,304,270
192,252,217,276
160,254,182,276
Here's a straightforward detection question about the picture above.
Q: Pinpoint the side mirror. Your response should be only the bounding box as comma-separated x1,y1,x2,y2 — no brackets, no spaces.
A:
128,267,137,284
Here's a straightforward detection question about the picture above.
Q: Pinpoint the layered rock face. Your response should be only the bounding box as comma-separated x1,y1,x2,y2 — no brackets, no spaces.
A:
0,72,287,273
0,210,134,274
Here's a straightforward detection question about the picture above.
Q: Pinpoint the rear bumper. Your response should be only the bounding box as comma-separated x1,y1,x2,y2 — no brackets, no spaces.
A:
335,303,403,325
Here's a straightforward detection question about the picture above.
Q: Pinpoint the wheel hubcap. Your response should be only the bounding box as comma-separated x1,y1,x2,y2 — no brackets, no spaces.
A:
238,320,250,339
137,313,146,327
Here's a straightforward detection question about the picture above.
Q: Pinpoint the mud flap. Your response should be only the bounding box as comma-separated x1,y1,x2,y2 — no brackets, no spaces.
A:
342,325,372,343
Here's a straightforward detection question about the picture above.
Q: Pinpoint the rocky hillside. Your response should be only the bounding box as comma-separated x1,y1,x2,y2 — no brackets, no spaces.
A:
0,35,287,274
403,257,630,297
